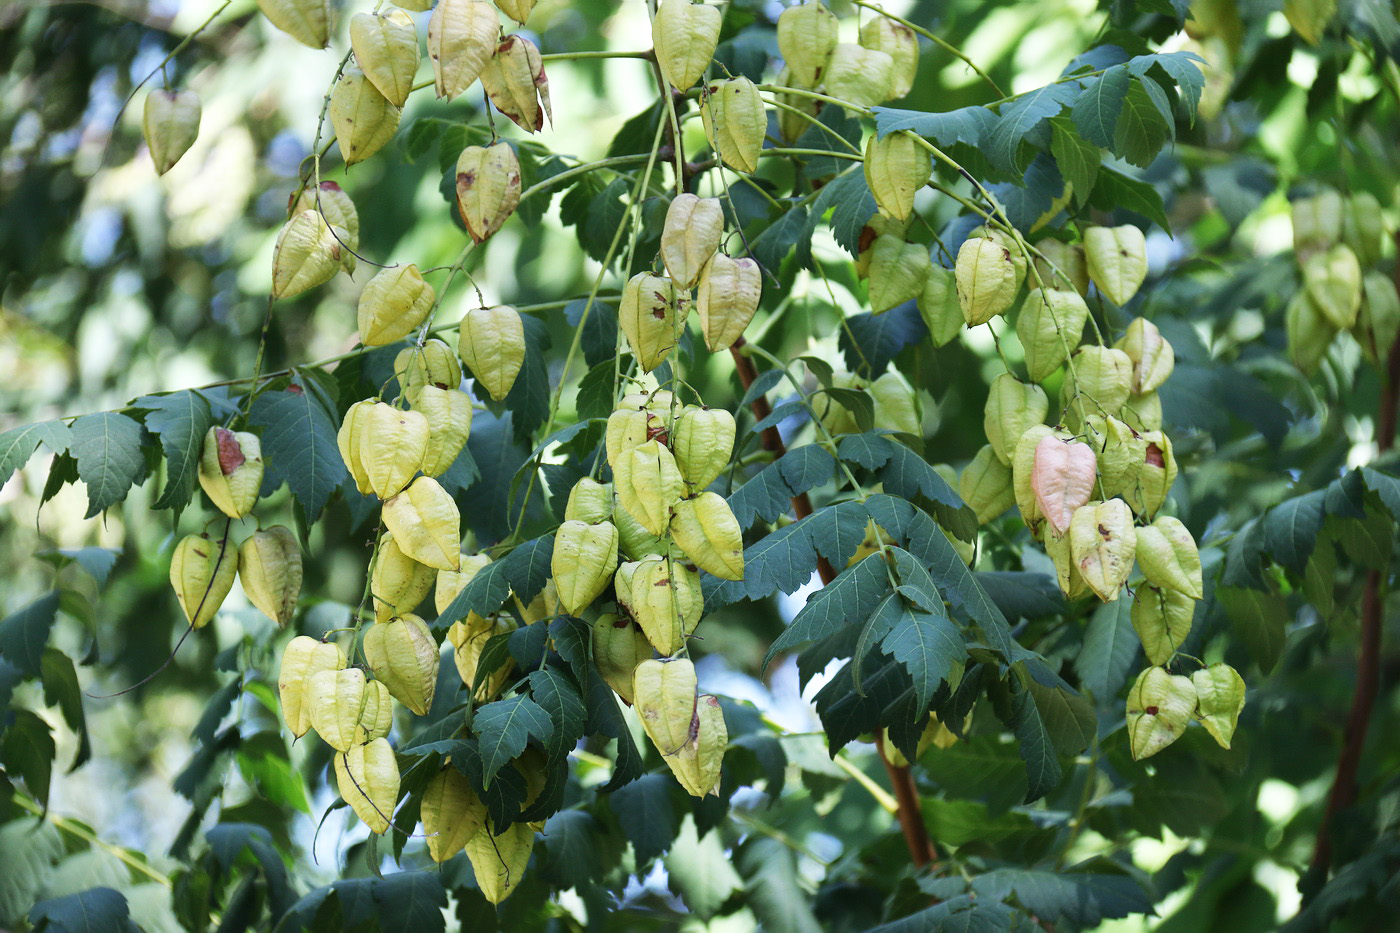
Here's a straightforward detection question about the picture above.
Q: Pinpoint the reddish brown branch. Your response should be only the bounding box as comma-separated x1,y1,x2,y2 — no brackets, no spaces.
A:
876,730,939,872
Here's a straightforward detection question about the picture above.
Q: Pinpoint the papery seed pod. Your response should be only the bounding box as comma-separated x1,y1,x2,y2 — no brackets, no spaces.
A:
1132,583,1194,666
1012,424,1055,531
684,694,727,797
660,194,724,289
1083,414,1145,502
427,0,500,100
605,407,661,467
409,385,473,478
356,403,429,499
696,254,762,351
272,210,343,300
1357,272,1400,365
238,526,302,626
812,371,866,437
143,89,200,175
1031,435,1097,536
1033,239,1090,296
612,440,684,537
870,371,922,436
1044,525,1088,599
1018,288,1089,383
774,67,820,143
330,64,403,166
701,77,766,174
257,0,329,48
1285,290,1337,375
358,265,434,347
459,305,526,400
1292,189,1343,260
653,0,722,90
592,613,653,703
350,10,420,107
1126,666,1197,761
398,339,463,395
1068,498,1136,602
383,476,462,571
466,820,535,904
984,374,1048,465
620,273,687,372
1342,191,1386,267
1303,244,1363,330
617,557,702,656
552,519,621,615
884,711,969,765
1120,391,1163,433
363,613,440,715
777,1,838,86
198,427,263,519
632,657,695,757
278,636,346,738
448,614,516,699
421,766,487,862
1114,318,1175,393
456,143,522,243
960,445,1016,525
967,227,1027,286
512,578,560,625
309,668,392,751
868,235,931,313
289,182,359,274
847,518,888,567
614,497,669,561
956,236,1019,326
335,738,400,834
435,552,492,617
481,34,552,131
337,400,376,495
1062,346,1134,417
864,133,930,223
1084,225,1148,306
371,533,436,622
496,0,536,23
824,43,894,107
170,533,237,630
1134,515,1203,599
1191,663,1245,749
670,492,744,580
912,268,963,352
565,478,613,524
1129,430,1176,517
618,389,676,414
859,16,919,99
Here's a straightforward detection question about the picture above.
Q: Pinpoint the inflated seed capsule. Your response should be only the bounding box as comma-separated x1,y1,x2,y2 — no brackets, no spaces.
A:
859,15,919,99
865,133,931,223
459,305,526,401
363,613,440,715
198,426,263,519
143,89,200,175
238,525,302,626
552,519,621,615
455,143,522,243
170,533,238,630
661,194,724,289
272,210,344,300
257,0,330,49
481,34,553,132
867,235,931,313
696,254,762,351
777,1,838,87
1068,498,1136,602
335,737,399,834
701,76,766,174
653,0,722,90
824,43,894,107
956,235,1019,326
1084,225,1148,306
277,636,346,738
329,64,402,166
427,0,498,100
619,273,688,373
358,265,434,347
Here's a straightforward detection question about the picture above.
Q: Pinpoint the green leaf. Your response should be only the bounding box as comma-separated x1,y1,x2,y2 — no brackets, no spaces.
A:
0,592,59,678
1128,51,1205,121
503,534,555,608
1263,490,1325,571
976,571,1065,620
729,445,834,529
751,203,809,273
609,772,679,866
135,390,213,514
776,444,836,495
921,735,1028,815
805,499,870,568
249,377,346,523
706,517,815,607
837,432,894,470
880,598,966,711
1071,66,1129,148
839,304,927,377
737,837,824,933
527,667,585,761
986,82,1080,176
1027,680,1095,757
1088,166,1171,232
1009,679,1062,802
665,816,744,918
40,648,90,771
1075,598,1138,700
70,412,145,518
765,556,890,668
0,420,71,487
1111,78,1173,169
433,557,512,635
540,810,603,889
576,359,617,423
1217,586,1287,673
3,709,56,807
564,296,620,370
371,872,447,933
0,820,63,927
1050,116,1100,202
473,695,554,788
971,869,1152,927
503,314,553,441
871,104,998,147
817,387,874,433
29,887,134,933
879,442,977,540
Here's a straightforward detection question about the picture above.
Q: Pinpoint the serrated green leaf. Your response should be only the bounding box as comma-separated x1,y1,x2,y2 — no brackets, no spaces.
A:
986,82,1080,176
3,709,56,807
1217,585,1287,673
1112,78,1172,168
70,412,145,518
0,420,72,488
40,648,90,771
871,105,998,146
1263,490,1325,571
249,377,346,523
971,869,1152,927
1009,679,1061,802
881,598,965,711
0,592,59,678
527,667,585,761
29,887,134,933
473,695,554,789
609,773,679,866
136,390,213,514
1050,116,1100,202
1088,166,1171,232
1075,598,1138,700
765,556,890,668
1071,66,1129,148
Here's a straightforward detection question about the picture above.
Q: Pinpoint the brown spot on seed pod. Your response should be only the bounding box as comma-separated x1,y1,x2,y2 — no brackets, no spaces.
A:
457,171,475,189
1098,524,1110,538
1145,443,1164,468
215,428,245,475
1144,705,1159,715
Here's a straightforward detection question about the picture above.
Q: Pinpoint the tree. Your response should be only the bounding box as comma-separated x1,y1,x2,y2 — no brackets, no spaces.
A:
1,0,1398,928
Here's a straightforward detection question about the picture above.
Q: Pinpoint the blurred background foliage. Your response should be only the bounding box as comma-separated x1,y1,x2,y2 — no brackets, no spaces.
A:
1,0,1399,930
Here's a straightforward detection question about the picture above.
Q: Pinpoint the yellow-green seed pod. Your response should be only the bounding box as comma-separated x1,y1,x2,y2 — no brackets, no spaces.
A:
1083,414,1145,503
605,407,663,468
701,77,766,174
1017,288,1090,383
257,0,329,49
466,821,535,904
330,64,402,166
456,143,522,243
1132,584,1195,666
867,235,931,313
697,254,762,351
481,34,553,132
170,533,238,630
653,0,722,90
1357,272,1400,365
960,445,1015,525
984,374,1048,465
277,636,346,738
775,67,820,143
383,476,462,571
565,478,613,524
513,578,560,625
824,43,894,107
238,525,302,626
1061,346,1134,418
1134,515,1203,600
448,614,516,699
1126,667,1197,761
552,519,621,615
968,227,1028,286
421,766,487,863
633,658,726,797
812,371,865,437
617,557,702,656
337,400,377,496
777,1,838,86
1120,391,1163,433
357,403,429,499
1031,433,1098,537
1192,663,1245,750
1033,239,1090,296
1084,225,1148,306
864,133,930,223
1128,430,1176,517
592,613,653,703
496,0,536,23
1302,243,1363,330
1044,525,1088,599
670,492,744,580
308,668,393,751
363,613,440,715
614,497,669,560
350,10,420,107
358,265,435,347
435,552,492,617
1068,498,1137,602
459,305,526,401
870,371,921,436
143,89,200,176
847,518,888,567
1292,188,1344,261
198,427,263,519
410,386,473,478
956,236,1020,326
272,210,343,300
1285,290,1336,376
918,265,963,347
288,182,359,275
335,738,400,834
1342,191,1386,267
661,194,725,289
612,440,685,537
371,533,436,622
1012,424,1056,532
859,16,919,99
1114,318,1175,393
620,273,687,373
399,339,462,396
427,0,500,100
